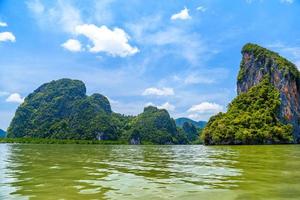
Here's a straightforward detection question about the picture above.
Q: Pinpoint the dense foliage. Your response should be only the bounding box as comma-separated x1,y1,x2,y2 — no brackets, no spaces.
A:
7,79,195,144
123,106,189,144
0,138,125,144
175,117,207,129
7,79,120,140
202,78,293,145
182,122,199,142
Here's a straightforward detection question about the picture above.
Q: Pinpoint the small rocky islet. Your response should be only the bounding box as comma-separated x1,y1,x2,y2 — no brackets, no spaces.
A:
6,43,300,145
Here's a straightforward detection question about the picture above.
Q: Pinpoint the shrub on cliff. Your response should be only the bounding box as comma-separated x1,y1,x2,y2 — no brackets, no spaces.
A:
202,78,293,145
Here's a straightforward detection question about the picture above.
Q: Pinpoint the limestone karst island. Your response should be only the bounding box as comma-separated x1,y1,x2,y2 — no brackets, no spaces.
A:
4,44,300,146
1,1,300,199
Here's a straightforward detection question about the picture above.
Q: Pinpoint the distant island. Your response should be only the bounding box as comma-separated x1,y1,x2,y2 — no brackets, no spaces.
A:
4,43,300,145
0,129,6,138
175,118,207,129
5,79,201,144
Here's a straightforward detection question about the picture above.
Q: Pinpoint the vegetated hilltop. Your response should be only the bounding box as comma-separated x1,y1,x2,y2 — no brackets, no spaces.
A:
175,117,207,129
202,43,299,145
7,79,200,144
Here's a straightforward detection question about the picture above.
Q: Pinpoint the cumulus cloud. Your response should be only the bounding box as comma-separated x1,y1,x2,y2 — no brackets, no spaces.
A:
187,102,223,120
0,32,16,42
142,87,174,96
171,7,191,20
158,102,175,111
145,102,175,111
188,102,223,113
0,22,7,27
74,24,139,57
61,39,82,52
5,93,24,104
0,22,16,43
27,1,138,57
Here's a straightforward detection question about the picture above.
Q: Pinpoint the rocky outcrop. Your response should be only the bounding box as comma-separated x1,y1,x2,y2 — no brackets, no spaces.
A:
126,106,179,144
7,79,187,144
202,43,299,145
237,43,300,142
7,78,118,140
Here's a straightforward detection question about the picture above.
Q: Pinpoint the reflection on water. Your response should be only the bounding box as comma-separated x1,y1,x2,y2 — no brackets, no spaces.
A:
0,144,300,200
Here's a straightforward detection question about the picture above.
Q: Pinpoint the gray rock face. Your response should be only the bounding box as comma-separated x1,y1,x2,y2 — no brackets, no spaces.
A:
237,43,300,142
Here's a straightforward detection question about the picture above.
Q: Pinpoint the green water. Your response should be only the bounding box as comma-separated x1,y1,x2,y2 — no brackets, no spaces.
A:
0,144,300,200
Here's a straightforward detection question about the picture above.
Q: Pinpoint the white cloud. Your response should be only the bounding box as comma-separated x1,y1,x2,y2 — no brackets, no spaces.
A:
280,0,293,4
0,22,7,27
0,32,16,42
61,39,82,52
145,102,175,112
158,102,175,111
75,24,139,57
187,102,223,121
5,93,24,104
145,102,155,108
171,7,191,20
188,102,223,114
142,87,174,96
196,6,206,12
27,1,137,57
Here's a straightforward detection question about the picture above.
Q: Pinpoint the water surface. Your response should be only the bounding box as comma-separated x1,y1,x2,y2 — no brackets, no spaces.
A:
0,144,299,199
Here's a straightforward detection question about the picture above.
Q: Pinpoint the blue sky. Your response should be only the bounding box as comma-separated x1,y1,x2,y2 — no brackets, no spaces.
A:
0,0,300,130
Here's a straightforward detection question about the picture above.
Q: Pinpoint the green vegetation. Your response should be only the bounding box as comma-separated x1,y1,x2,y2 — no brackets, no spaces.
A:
7,79,121,141
123,106,189,144
175,117,207,129
7,79,201,145
238,43,300,82
0,138,126,144
202,78,293,145
182,122,200,142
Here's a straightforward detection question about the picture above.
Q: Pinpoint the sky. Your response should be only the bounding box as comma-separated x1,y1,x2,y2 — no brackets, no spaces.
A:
0,0,300,130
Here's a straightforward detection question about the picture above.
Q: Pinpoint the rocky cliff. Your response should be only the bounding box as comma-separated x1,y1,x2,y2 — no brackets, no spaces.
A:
202,43,299,145
238,43,300,142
